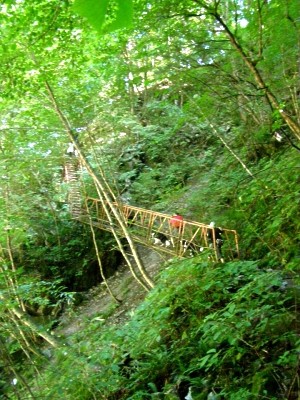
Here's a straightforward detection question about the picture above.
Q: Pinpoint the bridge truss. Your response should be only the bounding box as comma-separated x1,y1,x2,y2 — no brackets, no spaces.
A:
79,197,239,261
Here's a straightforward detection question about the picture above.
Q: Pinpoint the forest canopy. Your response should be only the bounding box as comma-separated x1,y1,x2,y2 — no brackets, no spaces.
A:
0,0,299,398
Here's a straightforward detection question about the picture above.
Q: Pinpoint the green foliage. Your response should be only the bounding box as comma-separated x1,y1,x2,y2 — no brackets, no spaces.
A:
129,162,194,207
231,151,300,266
73,0,133,34
0,0,299,397
18,259,299,399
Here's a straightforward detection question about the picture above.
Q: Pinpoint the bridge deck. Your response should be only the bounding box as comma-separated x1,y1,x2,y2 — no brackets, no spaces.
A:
78,198,239,261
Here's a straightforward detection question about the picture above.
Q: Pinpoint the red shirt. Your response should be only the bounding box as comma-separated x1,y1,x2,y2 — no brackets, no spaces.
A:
170,214,183,229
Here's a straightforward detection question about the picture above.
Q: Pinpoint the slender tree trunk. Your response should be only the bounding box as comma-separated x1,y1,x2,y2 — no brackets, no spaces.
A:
193,1,300,140
9,306,60,347
213,11,300,140
7,310,40,357
43,80,154,290
79,138,148,288
186,93,255,178
0,337,38,399
2,189,26,311
93,186,151,291
83,196,122,303
208,123,255,179
0,290,60,347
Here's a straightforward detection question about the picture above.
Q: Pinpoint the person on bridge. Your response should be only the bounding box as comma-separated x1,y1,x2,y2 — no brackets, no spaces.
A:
207,221,224,262
170,213,184,235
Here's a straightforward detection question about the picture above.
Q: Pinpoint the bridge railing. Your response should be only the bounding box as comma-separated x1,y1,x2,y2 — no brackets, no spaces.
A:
82,197,239,261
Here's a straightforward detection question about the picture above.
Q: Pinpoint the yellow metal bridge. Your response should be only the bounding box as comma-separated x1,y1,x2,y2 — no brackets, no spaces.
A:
79,197,239,262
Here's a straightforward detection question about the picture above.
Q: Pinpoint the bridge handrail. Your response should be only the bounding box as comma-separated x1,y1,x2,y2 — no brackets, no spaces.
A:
83,197,239,260
85,197,237,233
82,197,239,260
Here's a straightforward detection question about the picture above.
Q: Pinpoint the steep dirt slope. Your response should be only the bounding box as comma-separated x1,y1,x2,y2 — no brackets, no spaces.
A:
55,245,171,338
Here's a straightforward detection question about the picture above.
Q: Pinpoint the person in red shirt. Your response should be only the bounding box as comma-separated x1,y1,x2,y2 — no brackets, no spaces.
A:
170,213,184,235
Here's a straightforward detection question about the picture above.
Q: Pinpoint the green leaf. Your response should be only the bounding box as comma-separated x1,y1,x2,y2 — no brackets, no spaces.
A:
104,0,133,33
72,0,133,34
181,330,188,339
72,0,109,32
207,348,217,354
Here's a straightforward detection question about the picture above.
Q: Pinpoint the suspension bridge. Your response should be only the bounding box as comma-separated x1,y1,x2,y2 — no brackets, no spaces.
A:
78,197,239,261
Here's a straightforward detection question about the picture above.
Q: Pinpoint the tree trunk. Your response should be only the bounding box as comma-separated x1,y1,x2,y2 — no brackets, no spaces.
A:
213,12,300,140
193,1,300,140
44,80,154,290
0,293,60,348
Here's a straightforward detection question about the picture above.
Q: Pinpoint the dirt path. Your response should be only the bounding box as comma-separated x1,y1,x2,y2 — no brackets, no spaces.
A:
55,245,171,338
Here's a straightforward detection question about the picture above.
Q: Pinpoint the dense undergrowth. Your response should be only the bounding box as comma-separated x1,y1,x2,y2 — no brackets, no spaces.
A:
118,121,300,269
5,132,300,400
21,259,299,399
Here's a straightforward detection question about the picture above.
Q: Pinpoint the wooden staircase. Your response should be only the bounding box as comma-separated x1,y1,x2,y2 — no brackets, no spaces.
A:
63,157,82,218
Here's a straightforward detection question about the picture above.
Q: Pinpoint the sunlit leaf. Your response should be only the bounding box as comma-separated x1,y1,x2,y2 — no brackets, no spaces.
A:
72,0,133,34
72,0,109,32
